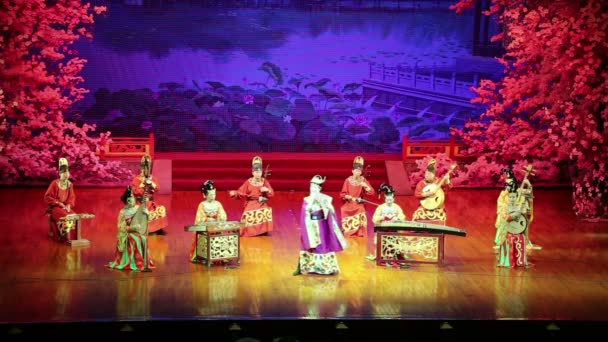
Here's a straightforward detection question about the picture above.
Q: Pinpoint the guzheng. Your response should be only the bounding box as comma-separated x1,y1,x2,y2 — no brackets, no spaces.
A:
59,213,96,221
375,220,467,237
184,221,243,232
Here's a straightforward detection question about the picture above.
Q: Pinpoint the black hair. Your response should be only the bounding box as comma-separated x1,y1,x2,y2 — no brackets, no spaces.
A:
121,186,134,204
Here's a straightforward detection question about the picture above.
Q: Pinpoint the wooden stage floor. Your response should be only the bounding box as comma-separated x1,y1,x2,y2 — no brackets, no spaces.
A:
1,187,607,338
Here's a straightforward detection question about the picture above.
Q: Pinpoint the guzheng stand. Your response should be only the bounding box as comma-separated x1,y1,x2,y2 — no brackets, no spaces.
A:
59,214,95,248
375,220,467,267
185,221,243,267
376,231,445,266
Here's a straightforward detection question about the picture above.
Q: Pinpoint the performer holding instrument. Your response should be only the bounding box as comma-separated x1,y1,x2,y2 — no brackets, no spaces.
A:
190,180,228,263
494,168,532,268
131,154,168,235
44,158,76,242
340,156,376,237
229,156,274,237
107,186,154,271
412,159,456,224
367,183,407,261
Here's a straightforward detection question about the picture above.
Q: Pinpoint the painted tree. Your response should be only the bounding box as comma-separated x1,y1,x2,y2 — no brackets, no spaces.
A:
0,0,130,182
450,0,608,219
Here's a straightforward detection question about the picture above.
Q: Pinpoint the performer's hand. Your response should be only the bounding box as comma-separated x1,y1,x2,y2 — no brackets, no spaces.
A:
258,196,267,203
260,186,269,193
229,190,237,197
344,195,353,201
65,205,71,212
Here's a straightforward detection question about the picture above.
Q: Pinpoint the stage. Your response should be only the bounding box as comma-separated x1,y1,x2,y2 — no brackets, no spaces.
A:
1,186,607,339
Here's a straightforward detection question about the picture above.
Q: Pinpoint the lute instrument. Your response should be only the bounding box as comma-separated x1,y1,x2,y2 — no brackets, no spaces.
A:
420,164,457,210
507,164,535,234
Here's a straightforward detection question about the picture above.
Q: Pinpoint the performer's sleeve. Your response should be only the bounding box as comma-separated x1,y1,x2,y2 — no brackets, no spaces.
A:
414,181,426,199
234,181,249,199
131,176,144,196
117,210,127,233
397,205,406,221
363,178,375,195
340,179,349,200
194,202,207,224
67,185,76,208
263,180,274,198
44,182,58,206
218,202,228,221
151,176,160,192
372,205,383,225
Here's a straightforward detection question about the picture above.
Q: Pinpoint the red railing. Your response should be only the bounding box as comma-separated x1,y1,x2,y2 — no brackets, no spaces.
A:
97,133,155,160
402,135,466,160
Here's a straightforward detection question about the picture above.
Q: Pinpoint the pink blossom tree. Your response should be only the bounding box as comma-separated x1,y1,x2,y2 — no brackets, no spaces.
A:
451,0,608,219
0,0,130,183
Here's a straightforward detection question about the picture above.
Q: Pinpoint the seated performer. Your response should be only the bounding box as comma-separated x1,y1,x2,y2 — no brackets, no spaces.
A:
368,183,407,262
131,154,168,235
494,185,531,268
44,158,76,243
340,156,375,237
190,180,228,264
107,186,155,271
229,156,274,237
294,175,347,276
412,159,452,224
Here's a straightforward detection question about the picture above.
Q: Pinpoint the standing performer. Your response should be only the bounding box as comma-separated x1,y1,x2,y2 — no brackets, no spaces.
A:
412,159,455,224
131,154,168,235
498,167,541,251
340,156,375,237
229,156,274,237
494,185,531,268
190,180,228,263
44,158,76,243
107,186,155,271
293,175,347,276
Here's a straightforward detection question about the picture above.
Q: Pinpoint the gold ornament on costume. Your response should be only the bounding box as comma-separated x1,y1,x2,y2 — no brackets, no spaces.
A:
426,158,437,174
140,154,153,172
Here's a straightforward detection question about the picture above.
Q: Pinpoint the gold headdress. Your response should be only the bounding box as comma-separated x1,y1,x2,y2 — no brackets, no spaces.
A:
353,156,364,170
426,158,437,174
58,158,69,173
140,154,152,171
310,174,326,186
252,156,263,171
